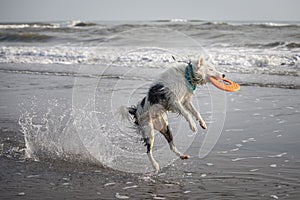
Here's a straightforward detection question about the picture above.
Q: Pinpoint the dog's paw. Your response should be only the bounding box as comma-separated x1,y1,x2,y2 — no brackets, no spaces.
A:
180,154,190,160
199,121,207,130
153,162,160,173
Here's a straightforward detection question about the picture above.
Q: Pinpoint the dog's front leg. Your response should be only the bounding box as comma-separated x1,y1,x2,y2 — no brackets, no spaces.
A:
188,102,207,129
184,101,207,130
172,101,197,132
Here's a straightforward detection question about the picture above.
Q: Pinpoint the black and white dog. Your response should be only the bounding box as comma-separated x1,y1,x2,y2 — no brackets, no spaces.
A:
121,57,225,172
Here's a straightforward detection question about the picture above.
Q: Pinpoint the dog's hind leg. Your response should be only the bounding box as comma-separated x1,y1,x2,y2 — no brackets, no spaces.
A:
160,125,190,160
142,122,160,173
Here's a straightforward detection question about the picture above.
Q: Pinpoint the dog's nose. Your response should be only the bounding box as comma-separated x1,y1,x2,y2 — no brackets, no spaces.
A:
222,74,225,78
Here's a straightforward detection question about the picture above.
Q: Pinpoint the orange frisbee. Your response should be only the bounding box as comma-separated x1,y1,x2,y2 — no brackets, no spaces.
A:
209,77,240,92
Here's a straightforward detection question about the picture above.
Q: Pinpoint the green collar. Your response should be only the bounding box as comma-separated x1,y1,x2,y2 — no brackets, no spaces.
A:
185,63,196,92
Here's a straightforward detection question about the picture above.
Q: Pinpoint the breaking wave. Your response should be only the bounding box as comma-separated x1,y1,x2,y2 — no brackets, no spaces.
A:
0,32,54,42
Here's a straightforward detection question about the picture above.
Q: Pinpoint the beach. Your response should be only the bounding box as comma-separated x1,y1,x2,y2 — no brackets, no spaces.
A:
0,20,299,199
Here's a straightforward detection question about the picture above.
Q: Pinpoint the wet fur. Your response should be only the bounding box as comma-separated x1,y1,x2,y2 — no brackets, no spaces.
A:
123,57,224,173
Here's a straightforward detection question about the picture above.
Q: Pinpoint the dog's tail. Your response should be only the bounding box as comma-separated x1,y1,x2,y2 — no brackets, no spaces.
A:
118,105,139,126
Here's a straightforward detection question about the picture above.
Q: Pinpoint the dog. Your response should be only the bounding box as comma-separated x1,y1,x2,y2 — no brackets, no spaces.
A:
121,56,225,173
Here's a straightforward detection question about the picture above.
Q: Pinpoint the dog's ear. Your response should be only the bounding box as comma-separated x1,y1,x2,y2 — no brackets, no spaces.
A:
198,56,204,68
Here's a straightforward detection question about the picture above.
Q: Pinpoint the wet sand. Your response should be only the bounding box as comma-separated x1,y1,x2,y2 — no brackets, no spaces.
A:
1,82,299,199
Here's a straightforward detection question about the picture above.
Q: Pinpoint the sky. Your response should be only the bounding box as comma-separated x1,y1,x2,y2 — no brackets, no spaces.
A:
0,0,299,22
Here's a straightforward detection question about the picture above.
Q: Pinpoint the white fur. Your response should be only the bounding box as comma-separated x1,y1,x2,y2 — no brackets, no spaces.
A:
124,57,224,173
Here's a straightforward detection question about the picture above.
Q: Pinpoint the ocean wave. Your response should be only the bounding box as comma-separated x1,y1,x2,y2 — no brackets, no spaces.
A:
154,19,203,23
0,32,53,42
0,20,299,46
0,21,98,29
248,22,300,28
152,20,300,28
0,22,56,29
244,42,300,49
1,45,299,69
285,42,300,49
1,20,298,30
74,22,97,27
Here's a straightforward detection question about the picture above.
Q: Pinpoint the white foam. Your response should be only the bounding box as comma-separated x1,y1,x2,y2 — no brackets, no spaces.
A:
123,185,138,190
286,106,294,109
225,129,244,132
115,193,129,199
232,157,263,162
151,194,166,199
270,194,279,199
242,138,256,143
268,152,287,158
104,182,116,187
230,148,239,152
232,157,246,162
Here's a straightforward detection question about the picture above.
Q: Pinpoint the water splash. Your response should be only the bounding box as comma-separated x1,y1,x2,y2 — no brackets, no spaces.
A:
18,98,98,164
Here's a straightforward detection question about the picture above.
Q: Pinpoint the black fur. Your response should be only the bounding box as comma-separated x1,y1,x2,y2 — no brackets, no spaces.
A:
141,97,146,108
160,126,173,143
141,137,151,153
148,83,170,106
128,106,138,125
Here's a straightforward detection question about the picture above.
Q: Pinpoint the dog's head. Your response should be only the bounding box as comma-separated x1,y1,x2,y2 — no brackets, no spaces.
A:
192,56,225,84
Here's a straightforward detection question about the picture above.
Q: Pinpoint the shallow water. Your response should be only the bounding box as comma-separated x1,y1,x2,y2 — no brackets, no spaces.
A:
1,20,300,199
1,67,300,199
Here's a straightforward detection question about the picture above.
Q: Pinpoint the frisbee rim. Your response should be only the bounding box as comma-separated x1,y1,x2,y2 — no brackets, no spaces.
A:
209,76,240,92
